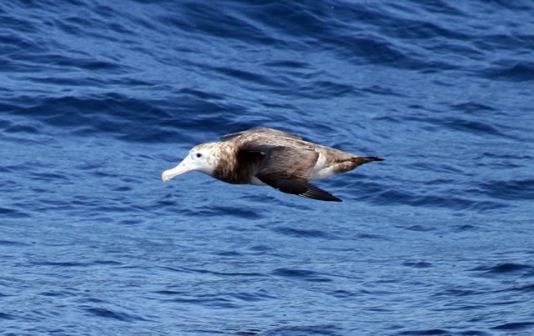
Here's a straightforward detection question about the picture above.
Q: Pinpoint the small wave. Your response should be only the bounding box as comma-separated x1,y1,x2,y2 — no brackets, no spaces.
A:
31,260,121,268
486,0,534,10
214,250,242,257
0,239,30,246
397,329,450,335
295,80,355,99
231,291,276,302
3,124,41,134
271,268,332,282
0,207,31,218
409,115,512,139
328,289,355,298
164,266,265,278
451,102,497,114
456,330,490,336
361,85,405,97
404,225,435,232
453,224,476,232
491,322,534,331
402,261,433,269
263,324,340,336
235,330,260,336
471,263,534,277
443,118,509,138
160,2,280,46
368,188,506,211
83,307,149,322
509,283,534,293
271,226,332,239
207,65,283,88
186,205,263,219
433,288,480,298
153,289,185,296
171,295,238,309
478,179,534,201
481,61,534,82
0,312,15,320
263,60,310,69
248,245,275,253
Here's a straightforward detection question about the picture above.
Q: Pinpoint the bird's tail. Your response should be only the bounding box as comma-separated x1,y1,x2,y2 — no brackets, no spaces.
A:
350,156,384,168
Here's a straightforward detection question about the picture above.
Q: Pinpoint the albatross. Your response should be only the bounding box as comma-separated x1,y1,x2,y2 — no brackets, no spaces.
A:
161,127,383,202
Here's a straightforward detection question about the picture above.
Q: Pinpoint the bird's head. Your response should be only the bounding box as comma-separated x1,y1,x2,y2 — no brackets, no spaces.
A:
161,143,219,182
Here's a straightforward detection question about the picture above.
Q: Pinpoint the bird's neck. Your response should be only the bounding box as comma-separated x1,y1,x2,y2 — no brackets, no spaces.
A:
211,142,259,184
210,142,237,180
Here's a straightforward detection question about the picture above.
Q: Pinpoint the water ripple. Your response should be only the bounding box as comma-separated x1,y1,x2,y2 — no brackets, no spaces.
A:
271,226,332,239
491,322,534,332
272,268,332,283
472,263,534,277
83,307,149,322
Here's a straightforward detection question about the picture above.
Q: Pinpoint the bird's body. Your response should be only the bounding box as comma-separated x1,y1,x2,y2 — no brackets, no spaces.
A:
161,127,383,202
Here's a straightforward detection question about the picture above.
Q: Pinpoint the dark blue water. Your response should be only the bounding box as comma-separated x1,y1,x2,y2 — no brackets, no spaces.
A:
1,1,534,335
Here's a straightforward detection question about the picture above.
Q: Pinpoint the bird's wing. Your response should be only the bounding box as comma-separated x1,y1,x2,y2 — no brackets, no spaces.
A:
241,144,341,202
220,127,304,141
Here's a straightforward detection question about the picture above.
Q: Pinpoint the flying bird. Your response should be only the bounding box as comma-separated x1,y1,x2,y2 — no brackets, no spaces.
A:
161,127,383,202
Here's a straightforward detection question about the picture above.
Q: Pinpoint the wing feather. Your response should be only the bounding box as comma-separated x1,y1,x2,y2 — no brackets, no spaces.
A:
239,144,341,202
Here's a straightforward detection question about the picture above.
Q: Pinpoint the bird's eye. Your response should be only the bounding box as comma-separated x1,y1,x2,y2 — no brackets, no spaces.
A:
196,153,202,158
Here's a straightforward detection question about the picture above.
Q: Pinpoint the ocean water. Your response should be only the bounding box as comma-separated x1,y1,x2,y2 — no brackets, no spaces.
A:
1,1,534,335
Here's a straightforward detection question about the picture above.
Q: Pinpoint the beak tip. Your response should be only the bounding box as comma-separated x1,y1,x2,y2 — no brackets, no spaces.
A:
161,173,168,183
161,162,189,183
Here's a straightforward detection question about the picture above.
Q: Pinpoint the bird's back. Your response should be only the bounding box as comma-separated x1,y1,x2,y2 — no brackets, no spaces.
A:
223,128,358,180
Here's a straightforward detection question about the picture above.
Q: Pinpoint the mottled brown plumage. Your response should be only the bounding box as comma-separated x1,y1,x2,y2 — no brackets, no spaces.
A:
213,145,264,184
161,127,382,201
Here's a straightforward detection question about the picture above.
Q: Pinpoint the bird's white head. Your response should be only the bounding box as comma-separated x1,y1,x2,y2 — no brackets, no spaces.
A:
161,143,219,182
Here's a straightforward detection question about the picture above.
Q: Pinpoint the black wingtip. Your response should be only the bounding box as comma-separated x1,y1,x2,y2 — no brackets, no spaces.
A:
331,196,343,202
299,193,342,202
299,184,343,202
